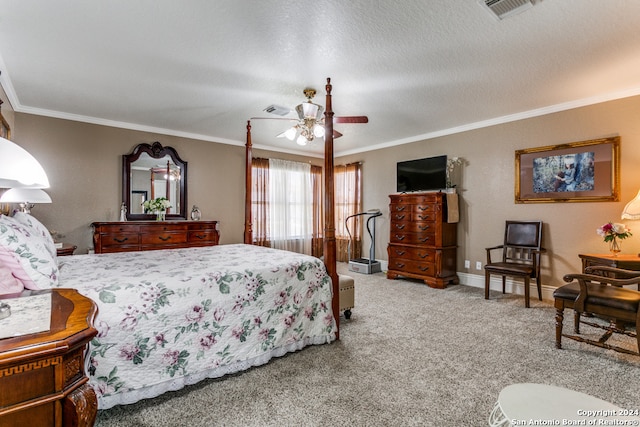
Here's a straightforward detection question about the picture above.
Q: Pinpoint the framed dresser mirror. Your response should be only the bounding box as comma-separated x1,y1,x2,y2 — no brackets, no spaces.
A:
122,141,188,220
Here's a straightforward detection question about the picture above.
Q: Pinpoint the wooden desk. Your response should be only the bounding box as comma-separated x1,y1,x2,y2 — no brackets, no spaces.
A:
579,253,640,272
0,289,98,427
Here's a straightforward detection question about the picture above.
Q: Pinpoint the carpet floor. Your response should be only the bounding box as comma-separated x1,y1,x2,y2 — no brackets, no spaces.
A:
95,263,640,426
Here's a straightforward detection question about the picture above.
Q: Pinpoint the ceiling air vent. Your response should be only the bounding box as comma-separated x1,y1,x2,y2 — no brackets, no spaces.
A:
263,104,291,116
480,0,533,20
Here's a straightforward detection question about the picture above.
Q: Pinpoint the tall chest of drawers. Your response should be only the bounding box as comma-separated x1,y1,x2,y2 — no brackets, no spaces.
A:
92,221,219,254
387,192,458,289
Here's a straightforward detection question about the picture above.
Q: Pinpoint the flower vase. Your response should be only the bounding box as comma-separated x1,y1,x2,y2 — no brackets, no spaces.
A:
609,237,621,256
156,211,165,221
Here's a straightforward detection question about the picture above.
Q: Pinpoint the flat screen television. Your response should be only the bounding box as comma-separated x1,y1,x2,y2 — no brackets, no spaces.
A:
396,155,447,192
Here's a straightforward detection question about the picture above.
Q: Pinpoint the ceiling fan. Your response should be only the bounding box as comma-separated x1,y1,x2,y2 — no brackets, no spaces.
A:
252,88,368,146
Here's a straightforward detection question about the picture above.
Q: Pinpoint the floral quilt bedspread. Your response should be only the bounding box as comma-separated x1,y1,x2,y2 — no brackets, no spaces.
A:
56,244,336,409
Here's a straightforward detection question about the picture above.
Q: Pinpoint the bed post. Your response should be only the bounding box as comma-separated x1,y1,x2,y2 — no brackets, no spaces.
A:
244,120,253,244
324,78,340,339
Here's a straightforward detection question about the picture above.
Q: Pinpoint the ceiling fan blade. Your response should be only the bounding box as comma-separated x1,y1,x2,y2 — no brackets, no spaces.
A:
334,116,368,124
333,130,343,139
250,117,298,121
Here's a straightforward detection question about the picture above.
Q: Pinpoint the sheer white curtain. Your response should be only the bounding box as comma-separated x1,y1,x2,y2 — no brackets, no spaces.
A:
268,158,313,255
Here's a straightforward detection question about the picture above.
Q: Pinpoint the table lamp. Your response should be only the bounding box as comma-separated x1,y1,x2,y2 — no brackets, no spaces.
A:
621,189,640,220
0,136,50,318
0,188,52,213
0,136,50,188
621,189,640,257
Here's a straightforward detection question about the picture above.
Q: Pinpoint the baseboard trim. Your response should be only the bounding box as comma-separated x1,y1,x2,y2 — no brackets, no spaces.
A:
456,271,555,302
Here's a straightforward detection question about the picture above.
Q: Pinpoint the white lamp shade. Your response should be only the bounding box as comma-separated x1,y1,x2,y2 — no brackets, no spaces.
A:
0,188,52,204
0,136,50,188
621,189,640,220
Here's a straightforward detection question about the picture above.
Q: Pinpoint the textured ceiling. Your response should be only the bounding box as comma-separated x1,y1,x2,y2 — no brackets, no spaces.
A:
1,1,640,157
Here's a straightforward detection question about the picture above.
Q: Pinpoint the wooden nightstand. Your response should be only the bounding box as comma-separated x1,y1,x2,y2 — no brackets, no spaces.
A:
0,289,98,427
56,243,77,257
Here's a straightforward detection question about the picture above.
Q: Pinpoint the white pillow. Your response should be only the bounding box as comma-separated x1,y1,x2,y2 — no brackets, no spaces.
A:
12,212,57,259
0,214,58,289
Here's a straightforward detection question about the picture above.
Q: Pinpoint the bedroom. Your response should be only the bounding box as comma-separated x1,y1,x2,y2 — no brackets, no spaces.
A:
2,1,640,425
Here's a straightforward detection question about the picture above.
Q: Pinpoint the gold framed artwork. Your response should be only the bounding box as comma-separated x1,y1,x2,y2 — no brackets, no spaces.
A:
515,136,620,203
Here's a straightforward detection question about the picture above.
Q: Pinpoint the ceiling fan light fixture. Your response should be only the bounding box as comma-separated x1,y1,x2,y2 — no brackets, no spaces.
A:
296,102,324,121
313,124,325,138
296,135,308,146
283,127,297,141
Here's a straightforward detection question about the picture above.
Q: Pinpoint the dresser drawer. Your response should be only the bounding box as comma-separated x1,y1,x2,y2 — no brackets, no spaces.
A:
188,222,217,231
391,221,434,234
0,358,57,408
101,245,140,253
412,209,436,222
388,258,436,277
141,231,187,245
390,194,439,205
390,231,436,245
97,224,141,234
388,244,435,262
143,224,188,232
188,230,218,244
101,233,140,246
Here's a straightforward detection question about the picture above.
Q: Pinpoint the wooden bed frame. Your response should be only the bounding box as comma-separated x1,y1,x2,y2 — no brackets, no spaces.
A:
244,78,341,338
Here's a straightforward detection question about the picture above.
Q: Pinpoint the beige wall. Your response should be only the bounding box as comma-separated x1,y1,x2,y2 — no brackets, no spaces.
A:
337,95,640,289
5,90,640,291
9,112,319,254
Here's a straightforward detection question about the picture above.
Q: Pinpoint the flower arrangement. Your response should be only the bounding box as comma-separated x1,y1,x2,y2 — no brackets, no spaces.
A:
142,197,171,213
596,222,632,242
446,157,464,188
597,222,631,255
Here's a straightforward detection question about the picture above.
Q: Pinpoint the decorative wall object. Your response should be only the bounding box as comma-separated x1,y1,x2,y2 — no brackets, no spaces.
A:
515,136,620,203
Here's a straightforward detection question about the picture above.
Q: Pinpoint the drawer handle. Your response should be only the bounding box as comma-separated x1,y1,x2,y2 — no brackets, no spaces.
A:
394,214,406,220
418,253,430,259
418,215,430,220
395,262,406,268
395,206,406,212
394,224,406,230
395,235,406,241
159,236,172,241
418,225,430,231
419,266,430,272
194,234,207,240
418,206,430,211
419,236,430,243
394,250,406,256
114,237,128,243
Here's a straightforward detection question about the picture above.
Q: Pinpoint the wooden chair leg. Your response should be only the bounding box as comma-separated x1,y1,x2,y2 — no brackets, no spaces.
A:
536,275,542,301
501,276,506,294
485,271,490,299
524,276,530,308
574,311,581,334
555,306,564,349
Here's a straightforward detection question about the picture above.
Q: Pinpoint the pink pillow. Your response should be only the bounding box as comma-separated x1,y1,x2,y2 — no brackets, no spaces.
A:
0,246,38,290
0,260,24,295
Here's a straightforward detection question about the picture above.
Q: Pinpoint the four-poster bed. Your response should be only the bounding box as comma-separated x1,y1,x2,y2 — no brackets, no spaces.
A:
244,77,341,338
1,79,342,412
